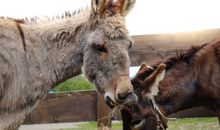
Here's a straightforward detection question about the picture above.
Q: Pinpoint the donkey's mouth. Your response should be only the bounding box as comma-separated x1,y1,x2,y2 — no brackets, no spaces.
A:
105,96,117,108
104,92,138,108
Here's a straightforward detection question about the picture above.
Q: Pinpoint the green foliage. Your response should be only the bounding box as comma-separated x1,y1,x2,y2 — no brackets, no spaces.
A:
53,75,95,92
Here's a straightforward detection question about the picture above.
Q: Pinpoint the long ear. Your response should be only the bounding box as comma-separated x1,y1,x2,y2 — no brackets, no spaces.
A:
131,63,150,89
136,63,154,75
142,63,166,98
91,0,135,16
139,63,148,70
135,63,155,81
109,0,136,16
91,0,107,15
120,0,136,16
137,63,148,74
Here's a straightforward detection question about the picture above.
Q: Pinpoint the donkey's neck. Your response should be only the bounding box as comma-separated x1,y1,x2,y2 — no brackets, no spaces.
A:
26,10,90,87
154,63,198,115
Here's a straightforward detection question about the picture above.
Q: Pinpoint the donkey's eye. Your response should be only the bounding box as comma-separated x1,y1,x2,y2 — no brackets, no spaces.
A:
93,44,107,53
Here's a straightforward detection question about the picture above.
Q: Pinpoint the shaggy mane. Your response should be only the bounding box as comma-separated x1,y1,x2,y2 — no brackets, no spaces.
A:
132,42,208,84
161,43,208,70
0,7,88,24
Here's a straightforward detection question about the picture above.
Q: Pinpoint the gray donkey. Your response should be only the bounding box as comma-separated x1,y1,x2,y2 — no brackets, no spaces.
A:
0,0,137,129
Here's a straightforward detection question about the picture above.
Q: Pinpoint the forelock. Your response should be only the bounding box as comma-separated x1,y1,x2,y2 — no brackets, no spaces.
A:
102,15,128,39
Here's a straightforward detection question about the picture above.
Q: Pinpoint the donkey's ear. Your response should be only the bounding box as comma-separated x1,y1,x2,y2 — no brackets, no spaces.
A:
108,0,136,16
91,0,107,15
139,63,147,71
92,0,136,16
137,63,154,75
120,0,136,16
142,63,166,98
135,63,148,77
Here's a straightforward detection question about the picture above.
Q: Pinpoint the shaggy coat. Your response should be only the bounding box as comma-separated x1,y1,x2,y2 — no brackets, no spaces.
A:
0,0,136,129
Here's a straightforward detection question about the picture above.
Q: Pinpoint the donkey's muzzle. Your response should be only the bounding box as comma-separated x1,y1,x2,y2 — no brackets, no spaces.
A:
123,92,138,105
117,91,138,104
104,92,138,108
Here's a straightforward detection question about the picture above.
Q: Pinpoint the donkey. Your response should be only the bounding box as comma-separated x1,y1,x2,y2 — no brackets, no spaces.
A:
121,38,220,130
0,0,137,129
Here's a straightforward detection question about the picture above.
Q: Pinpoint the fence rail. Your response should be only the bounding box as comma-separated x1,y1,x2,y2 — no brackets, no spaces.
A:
129,28,220,66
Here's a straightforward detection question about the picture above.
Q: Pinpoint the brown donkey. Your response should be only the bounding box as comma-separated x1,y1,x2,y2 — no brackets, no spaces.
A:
0,0,137,129
121,38,220,130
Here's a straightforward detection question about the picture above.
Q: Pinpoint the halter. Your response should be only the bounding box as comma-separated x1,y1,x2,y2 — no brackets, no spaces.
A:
150,96,167,130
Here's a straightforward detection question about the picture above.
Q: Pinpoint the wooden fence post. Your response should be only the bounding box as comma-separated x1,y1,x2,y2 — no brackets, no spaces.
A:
218,116,220,125
97,92,112,128
218,111,220,125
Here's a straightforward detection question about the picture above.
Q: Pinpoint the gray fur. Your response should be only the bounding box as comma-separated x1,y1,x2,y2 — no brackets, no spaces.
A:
0,0,135,129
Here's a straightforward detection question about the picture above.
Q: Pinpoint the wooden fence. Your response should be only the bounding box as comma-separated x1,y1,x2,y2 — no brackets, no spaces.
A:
24,91,98,124
129,28,220,66
24,29,220,126
24,91,218,124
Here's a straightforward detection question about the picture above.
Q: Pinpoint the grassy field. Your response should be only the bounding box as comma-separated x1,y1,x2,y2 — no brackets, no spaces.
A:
59,117,219,130
167,117,219,130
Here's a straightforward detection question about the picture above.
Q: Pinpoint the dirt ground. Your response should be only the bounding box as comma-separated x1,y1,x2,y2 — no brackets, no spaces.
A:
19,122,81,130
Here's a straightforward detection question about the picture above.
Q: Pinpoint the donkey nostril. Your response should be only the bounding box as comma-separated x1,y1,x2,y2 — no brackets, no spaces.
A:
118,92,129,101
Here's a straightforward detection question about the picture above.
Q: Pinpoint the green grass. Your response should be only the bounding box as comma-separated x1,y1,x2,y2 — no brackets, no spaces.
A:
53,75,95,92
59,117,220,130
59,121,122,130
75,122,122,130
167,117,220,130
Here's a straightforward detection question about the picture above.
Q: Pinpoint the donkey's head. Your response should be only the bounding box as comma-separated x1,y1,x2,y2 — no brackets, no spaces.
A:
127,63,167,130
82,0,137,108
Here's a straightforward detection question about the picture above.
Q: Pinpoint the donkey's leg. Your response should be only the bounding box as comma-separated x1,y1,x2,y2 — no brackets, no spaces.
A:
121,109,132,130
0,110,27,130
